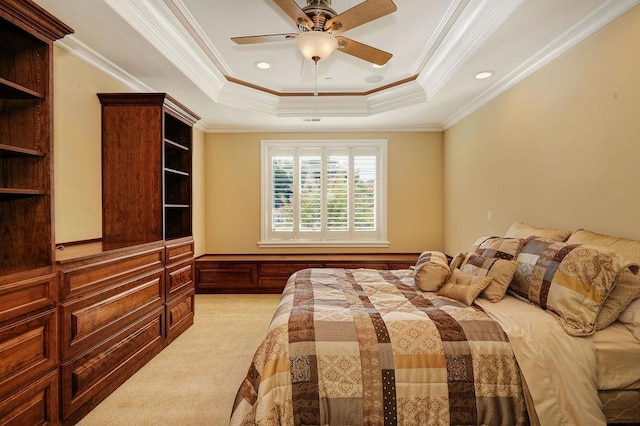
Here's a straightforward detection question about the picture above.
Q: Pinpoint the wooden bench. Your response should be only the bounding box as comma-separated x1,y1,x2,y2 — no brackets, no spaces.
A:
195,253,420,293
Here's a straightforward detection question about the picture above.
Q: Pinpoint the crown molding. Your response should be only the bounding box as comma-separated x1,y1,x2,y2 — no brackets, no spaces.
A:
442,0,640,129
417,0,524,100
217,81,280,114
367,81,428,115
55,35,153,92
277,96,370,117
103,0,226,100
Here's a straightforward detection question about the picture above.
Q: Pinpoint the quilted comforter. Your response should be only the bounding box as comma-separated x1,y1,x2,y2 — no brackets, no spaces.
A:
230,268,529,425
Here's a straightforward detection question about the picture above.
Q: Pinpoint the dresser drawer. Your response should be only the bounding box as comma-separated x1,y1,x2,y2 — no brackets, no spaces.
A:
0,308,57,398
166,259,193,298
59,269,164,360
165,238,194,265
58,244,164,299
259,262,323,277
196,262,258,291
0,369,59,426
60,306,164,423
166,287,195,343
0,272,56,324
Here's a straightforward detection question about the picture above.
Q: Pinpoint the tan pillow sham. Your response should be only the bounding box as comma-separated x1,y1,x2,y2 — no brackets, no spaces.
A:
510,237,634,336
567,229,640,269
505,222,572,242
565,229,640,330
438,268,493,306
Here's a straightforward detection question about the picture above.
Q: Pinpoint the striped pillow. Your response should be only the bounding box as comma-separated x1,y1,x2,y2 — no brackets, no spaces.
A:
472,236,524,260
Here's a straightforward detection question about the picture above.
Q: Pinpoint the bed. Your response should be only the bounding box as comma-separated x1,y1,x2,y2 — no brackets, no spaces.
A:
230,225,640,425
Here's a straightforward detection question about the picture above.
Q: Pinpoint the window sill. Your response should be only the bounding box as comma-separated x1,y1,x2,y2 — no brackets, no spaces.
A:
257,240,391,248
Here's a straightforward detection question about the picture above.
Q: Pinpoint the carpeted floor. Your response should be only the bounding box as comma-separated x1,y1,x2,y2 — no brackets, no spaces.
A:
77,294,281,425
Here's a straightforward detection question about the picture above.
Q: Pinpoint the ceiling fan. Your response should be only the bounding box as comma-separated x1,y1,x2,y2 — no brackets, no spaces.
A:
231,0,397,66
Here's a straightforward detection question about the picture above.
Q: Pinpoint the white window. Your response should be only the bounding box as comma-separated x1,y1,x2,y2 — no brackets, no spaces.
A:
260,140,388,247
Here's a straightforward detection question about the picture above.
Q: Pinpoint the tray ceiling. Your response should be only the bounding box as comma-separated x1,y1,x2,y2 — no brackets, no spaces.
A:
34,0,639,132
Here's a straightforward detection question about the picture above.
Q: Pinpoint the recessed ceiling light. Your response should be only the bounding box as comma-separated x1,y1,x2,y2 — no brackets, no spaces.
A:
372,63,386,69
255,61,271,70
325,77,333,81
475,71,494,80
365,75,384,84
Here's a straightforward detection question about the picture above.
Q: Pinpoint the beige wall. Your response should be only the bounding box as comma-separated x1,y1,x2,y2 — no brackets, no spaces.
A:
52,47,442,256
52,46,207,255
205,132,444,254
191,128,206,256
443,5,640,254
53,46,127,243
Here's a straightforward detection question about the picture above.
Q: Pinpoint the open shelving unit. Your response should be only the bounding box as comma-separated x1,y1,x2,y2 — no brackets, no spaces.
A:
97,93,199,248
0,6,71,275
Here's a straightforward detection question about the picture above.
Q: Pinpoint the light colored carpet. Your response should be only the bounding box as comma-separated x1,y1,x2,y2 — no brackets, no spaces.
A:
77,294,281,426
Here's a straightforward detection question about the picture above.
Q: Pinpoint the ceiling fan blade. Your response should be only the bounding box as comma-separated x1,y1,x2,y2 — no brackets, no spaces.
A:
273,0,313,29
231,33,298,45
335,36,392,66
325,0,397,34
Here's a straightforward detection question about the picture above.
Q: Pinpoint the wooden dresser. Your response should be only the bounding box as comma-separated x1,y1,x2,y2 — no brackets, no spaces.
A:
195,253,420,293
55,238,195,424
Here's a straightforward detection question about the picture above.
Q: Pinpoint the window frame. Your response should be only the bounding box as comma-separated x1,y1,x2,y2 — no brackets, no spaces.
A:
259,139,389,248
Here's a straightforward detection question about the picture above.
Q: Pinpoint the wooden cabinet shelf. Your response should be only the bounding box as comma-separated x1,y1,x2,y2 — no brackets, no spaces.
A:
165,167,189,176
0,143,45,157
0,76,43,99
0,188,46,200
165,138,189,150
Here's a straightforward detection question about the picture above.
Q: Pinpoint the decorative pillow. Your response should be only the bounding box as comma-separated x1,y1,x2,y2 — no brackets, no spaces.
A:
449,252,466,271
510,237,636,336
413,251,451,291
619,297,640,341
596,269,640,330
438,268,493,306
567,229,640,270
473,236,524,260
505,222,572,242
565,230,640,330
459,252,518,302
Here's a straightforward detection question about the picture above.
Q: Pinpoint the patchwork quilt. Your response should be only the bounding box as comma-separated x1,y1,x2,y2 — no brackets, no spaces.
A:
230,268,528,425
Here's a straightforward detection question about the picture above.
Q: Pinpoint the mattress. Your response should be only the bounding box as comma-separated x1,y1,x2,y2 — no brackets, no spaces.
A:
592,322,640,390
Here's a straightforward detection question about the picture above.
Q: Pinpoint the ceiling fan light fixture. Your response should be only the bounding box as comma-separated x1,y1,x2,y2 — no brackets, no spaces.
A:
295,31,338,62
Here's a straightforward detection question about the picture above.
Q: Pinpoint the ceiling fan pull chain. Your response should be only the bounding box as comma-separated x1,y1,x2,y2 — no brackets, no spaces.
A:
313,56,319,96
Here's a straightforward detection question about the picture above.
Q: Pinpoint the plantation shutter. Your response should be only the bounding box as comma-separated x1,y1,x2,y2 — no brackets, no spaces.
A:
262,140,387,246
